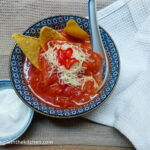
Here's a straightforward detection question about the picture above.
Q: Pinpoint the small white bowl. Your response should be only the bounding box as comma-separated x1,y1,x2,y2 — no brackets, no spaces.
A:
0,80,34,146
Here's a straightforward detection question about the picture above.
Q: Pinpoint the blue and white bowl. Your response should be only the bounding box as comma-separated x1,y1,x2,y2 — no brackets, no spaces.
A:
10,15,120,118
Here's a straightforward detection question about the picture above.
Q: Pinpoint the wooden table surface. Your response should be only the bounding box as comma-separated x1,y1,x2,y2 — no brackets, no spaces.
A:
0,106,134,150
0,146,134,150
0,0,135,149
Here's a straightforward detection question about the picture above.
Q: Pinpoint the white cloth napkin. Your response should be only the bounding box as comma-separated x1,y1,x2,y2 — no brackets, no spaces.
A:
84,0,150,149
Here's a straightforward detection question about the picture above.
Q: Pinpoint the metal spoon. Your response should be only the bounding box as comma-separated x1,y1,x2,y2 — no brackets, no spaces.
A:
88,0,109,90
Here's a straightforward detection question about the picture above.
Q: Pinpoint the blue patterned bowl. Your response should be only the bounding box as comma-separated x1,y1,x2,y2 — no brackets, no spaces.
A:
10,15,120,118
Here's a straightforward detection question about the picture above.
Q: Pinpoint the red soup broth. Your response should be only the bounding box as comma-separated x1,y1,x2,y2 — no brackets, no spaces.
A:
23,29,103,109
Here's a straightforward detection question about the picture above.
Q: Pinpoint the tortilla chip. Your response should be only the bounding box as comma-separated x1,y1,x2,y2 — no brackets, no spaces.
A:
40,26,66,51
12,34,40,70
64,19,89,41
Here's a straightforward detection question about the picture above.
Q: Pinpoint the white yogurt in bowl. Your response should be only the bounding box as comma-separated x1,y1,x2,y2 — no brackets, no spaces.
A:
0,80,34,145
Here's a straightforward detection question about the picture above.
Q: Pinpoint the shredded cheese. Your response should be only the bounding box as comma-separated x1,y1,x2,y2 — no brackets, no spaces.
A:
42,41,96,87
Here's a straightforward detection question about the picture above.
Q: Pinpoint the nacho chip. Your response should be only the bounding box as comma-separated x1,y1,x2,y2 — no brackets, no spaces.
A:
12,34,40,70
64,19,89,41
40,26,66,51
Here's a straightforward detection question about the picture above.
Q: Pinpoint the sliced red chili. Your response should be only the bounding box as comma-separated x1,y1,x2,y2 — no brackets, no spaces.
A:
57,47,79,69
65,58,79,70
57,48,66,60
70,58,79,64
65,48,73,58
58,58,65,66
65,58,71,69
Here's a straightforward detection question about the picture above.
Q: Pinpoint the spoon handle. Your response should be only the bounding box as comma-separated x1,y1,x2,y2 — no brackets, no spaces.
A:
88,0,103,54
88,0,109,89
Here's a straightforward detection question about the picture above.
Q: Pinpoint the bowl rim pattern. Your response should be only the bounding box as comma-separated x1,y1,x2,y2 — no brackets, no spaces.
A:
9,15,120,118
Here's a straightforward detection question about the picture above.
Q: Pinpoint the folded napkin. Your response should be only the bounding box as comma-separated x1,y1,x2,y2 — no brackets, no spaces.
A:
84,0,150,149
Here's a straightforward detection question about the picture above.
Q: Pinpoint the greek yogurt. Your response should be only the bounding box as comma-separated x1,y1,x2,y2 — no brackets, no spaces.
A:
0,89,32,140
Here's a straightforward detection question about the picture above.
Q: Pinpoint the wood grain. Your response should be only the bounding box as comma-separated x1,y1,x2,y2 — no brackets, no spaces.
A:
11,113,132,147
0,146,135,150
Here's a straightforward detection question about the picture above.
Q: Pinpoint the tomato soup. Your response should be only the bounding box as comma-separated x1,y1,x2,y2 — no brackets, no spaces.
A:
23,30,103,109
